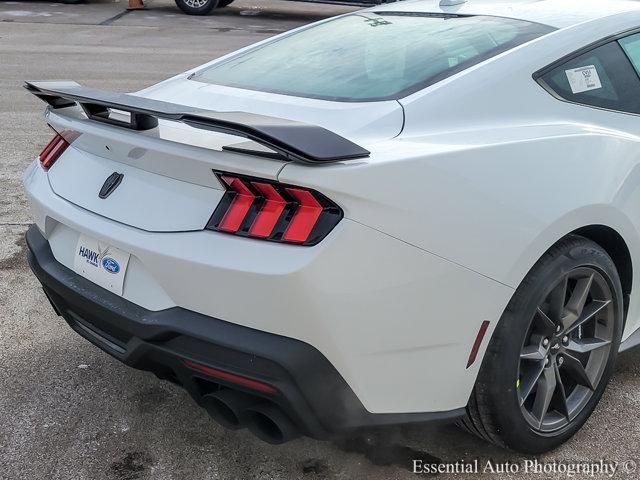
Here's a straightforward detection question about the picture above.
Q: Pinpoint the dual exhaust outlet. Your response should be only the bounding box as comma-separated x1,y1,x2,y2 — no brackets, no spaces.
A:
202,389,300,444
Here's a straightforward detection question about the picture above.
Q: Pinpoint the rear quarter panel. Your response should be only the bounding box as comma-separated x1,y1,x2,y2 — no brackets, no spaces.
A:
279,125,640,341
281,13,640,342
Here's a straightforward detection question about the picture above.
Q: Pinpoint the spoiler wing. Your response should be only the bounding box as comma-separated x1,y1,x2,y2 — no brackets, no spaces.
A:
24,80,370,164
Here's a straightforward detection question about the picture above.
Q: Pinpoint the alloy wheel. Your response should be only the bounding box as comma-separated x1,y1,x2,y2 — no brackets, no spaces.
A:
184,0,210,7
518,267,614,432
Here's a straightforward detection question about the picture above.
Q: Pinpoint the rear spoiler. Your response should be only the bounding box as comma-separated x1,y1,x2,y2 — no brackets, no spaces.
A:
24,81,370,164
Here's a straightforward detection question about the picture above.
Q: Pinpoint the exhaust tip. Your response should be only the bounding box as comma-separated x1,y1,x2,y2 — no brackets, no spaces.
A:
202,389,257,430
245,403,300,445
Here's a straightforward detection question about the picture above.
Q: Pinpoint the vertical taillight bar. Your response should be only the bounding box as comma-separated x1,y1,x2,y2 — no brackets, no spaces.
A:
218,176,256,232
248,183,287,238
38,129,80,170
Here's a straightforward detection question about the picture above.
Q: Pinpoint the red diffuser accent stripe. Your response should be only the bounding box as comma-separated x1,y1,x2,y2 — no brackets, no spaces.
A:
183,360,277,394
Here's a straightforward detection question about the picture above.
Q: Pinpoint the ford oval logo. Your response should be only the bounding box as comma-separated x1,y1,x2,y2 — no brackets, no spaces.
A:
101,257,120,274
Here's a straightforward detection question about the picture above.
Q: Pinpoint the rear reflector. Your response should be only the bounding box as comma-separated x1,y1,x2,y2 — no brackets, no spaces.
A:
466,320,490,369
38,129,79,170
207,172,342,246
183,359,277,394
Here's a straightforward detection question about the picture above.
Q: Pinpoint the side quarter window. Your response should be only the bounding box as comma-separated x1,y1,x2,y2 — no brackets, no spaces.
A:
619,33,640,74
539,40,640,114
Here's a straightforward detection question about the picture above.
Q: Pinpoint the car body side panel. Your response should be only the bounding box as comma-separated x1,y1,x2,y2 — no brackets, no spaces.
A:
279,10,640,344
280,129,640,341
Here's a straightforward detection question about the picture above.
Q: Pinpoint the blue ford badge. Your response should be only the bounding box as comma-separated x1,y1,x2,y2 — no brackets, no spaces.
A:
102,257,120,274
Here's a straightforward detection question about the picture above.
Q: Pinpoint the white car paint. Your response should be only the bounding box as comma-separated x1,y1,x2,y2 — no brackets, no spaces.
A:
23,0,640,414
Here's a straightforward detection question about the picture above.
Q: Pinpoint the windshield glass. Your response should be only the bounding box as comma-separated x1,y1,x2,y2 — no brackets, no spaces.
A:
193,13,553,102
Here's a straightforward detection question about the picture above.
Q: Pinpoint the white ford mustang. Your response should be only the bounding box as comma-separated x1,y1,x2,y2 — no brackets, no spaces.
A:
22,0,640,453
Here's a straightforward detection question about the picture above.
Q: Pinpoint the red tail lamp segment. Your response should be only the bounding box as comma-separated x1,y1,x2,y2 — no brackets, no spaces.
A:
218,176,256,232
183,359,277,394
249,182,287,238
282,188,323,243
207,172,342,246
38,130,80,170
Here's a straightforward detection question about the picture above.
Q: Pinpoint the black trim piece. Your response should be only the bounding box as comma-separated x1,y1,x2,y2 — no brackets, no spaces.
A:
25,225,465,438
375,11,557,29
222,143,286,161
375,11,470,19
98,172,124,199
619,326,640,352
70,312,127,355
24,81,370,164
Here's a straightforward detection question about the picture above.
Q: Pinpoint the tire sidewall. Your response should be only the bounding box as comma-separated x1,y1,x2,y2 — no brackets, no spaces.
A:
484,239,623,453
175,0,219,15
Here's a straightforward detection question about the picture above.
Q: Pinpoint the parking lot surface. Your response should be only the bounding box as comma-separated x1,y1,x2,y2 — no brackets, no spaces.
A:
1,1,640,479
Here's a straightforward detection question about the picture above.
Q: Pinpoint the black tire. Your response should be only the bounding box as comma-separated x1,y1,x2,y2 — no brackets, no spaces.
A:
217,0,235,7
60,0,85,4
174,0,219,15
460,235,624,453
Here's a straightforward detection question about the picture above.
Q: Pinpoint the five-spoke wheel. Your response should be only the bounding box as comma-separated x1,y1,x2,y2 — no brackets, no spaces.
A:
460,235,623,453
518,268,614,432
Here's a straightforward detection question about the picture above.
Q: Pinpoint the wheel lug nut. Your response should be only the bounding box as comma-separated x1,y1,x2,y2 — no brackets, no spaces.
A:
542,338,549,347
562,335,569,344
556,324,562,333
558,356,564,366
545,357,550,366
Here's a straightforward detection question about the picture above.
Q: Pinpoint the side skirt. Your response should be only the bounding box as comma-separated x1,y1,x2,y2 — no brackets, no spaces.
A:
619,326,640,352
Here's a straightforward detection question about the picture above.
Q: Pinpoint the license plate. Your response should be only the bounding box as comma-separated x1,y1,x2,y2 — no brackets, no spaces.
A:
72,233,131,295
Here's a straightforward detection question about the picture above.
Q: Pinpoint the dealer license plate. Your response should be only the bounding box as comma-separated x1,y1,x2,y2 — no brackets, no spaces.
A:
72,233,131,295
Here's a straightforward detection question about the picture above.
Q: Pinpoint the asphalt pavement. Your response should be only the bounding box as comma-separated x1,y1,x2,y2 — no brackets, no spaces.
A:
1,1,640,479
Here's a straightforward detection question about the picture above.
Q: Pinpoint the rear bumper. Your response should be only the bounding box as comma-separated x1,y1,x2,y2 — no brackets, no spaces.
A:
26,224,465,438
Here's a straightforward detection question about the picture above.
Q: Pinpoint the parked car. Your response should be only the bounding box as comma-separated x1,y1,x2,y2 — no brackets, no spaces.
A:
23,0,640,453
175,0,236,15
56,0,236,13
174,0,387,16
57,0,381,15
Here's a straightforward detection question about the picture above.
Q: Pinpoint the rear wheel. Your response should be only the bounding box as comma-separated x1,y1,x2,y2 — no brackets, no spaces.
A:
174,0,219,15
460,235,623,453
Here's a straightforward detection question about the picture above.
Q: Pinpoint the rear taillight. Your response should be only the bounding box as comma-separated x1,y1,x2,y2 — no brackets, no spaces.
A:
207,173,342,246
38,129,79,170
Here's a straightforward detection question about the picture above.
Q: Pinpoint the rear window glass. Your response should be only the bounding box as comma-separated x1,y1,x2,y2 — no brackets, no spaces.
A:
192,13,553,102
